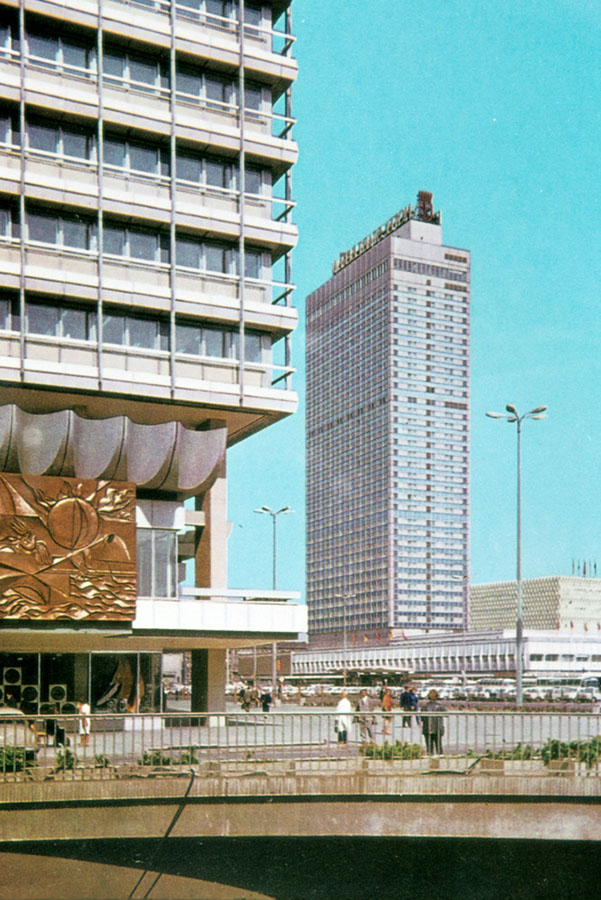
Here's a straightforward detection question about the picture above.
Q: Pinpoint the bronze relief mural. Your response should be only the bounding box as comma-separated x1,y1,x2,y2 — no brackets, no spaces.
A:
0,475,136,621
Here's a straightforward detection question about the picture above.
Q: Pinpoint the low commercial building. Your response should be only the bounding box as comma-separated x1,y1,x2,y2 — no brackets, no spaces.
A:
292,629,601,680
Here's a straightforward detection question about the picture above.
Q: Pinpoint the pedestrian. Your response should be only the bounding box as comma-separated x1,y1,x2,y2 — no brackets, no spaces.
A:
356,689,375,743
260,686,273,712
78,697,91,748
421,689,446,755
335,690,352,743
381,687,393,736
400,684,419,727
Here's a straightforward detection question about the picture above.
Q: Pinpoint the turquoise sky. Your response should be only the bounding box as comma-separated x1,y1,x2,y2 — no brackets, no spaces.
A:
228,0,601,595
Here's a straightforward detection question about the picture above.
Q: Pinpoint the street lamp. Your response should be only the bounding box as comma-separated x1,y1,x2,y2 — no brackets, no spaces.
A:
254,505,294,692
486,404,547,706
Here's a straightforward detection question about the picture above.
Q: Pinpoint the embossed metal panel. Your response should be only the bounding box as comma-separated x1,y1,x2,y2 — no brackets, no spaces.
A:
0,474,136,621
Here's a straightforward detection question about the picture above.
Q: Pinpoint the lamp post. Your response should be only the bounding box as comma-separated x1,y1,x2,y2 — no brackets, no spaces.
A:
254,505,294,692
486,404,547,706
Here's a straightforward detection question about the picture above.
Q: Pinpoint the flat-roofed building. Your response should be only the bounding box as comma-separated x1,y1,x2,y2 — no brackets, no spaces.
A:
306,192,469,643
469,577,601,634
0,0,305,717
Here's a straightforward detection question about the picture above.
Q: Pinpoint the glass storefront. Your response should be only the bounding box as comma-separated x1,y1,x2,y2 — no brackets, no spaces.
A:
0,651,163,715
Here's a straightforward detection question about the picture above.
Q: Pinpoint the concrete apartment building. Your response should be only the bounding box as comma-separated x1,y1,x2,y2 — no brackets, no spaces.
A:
306,193,470,646
470,577,601,634
0,0,306,716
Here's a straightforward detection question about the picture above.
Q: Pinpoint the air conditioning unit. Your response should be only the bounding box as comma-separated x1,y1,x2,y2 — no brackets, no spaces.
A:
60,701,77,715
49,684,68,703
21,685,39,704
3,667,22,685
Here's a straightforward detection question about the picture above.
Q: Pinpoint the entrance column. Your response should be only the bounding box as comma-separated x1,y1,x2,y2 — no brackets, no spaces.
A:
191,456,228,712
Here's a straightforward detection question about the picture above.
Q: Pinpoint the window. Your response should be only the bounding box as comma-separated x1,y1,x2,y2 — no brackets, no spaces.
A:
175,321,265,363
245,166,263,196
176,65,235,110
103,310,169,351
175,236,234,274
244,82,263,112
104,136,168,177
27,210,95,250
28,119,94,161
28,30,94,73
0,204,18,239
206,0,233,21
104,223,169,263
0,294,17,330
206,75,234,110
104,47,168,93
27,301,96,341
137,528,177,598
0,110,18,146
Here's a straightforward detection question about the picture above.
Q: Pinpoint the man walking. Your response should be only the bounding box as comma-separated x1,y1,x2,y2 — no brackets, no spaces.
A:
400,684,419,727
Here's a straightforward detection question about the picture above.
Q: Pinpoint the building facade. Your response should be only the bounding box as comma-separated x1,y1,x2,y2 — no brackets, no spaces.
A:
0,0,306,716
470,577,601,634
292,630,601,680
306,193,470,643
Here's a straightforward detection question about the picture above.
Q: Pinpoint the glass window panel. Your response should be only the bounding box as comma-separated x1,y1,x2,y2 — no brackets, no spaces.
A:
206,0,231,18
28,212,57,244
63,218,89,249
179,0,201,7
28,122,57,153
0,207,11,237
224,330,239,359
245,332,262,362
176,67,201,96
61,307,91,341
0,115,11,144
176,323,200,354
27,303,58,336
29,34,58,62
206,77,229,105
158,320,170,351
104,225,125,255
159,148,170,177
103,52,124,78
245,250,261,278
0,297,10,329
176,237,201,268
62,128,89,159
130,143,157,174
103,313,125,344
205,243,225,272
129,56,157,87
104,139,125,168
204,327,223,357
244,5,262,28
136,529,153,598
245,167,262,195
129,230,157,261
205,160,228,188
153,530,176,597
245,84,262,110
177,154,201,183
62,40,89,70
128,316,157,349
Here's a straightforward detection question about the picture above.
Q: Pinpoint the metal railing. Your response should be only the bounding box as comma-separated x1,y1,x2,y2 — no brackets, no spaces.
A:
2,709,601,789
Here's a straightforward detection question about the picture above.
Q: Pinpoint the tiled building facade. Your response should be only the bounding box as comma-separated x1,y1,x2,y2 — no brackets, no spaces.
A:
306,194,470,642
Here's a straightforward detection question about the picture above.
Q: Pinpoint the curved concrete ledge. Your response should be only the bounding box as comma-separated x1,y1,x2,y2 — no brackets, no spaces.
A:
0,405,226,498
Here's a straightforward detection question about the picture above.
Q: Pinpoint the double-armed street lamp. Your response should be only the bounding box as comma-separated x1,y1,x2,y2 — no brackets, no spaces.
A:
254,505,294,692
486,404,547,706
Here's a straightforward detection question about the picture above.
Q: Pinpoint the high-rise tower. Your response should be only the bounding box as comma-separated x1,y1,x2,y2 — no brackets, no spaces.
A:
0,0,304,715
306,193,469,643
